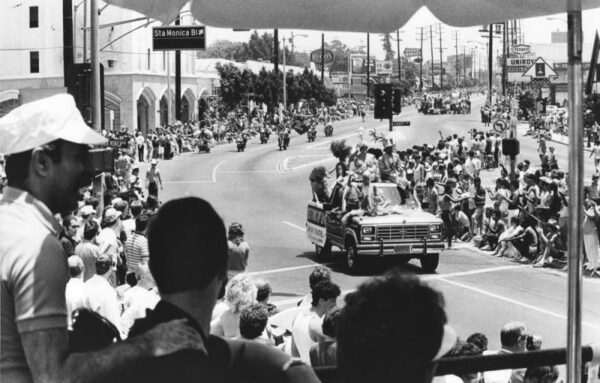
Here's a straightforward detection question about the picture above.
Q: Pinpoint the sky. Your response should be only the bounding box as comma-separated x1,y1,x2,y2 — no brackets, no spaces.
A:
204,7,600,61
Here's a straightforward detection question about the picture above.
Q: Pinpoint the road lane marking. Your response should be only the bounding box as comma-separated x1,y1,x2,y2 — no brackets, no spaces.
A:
280,155,335,173
282,221,306,232
218,170,280,174
245,262,339,277
212,160,226,183
436,277,600,331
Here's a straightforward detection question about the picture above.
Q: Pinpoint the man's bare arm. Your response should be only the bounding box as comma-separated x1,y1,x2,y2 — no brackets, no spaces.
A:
21,318,203,383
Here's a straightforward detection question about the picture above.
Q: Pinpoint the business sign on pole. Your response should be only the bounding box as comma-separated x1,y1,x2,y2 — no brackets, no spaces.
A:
376,60,393,74
522,57,558,79
350,54,376,75
152,26,206,50
510,44,531,57
310,49,334,64
403,48,422,57
507,56,536,82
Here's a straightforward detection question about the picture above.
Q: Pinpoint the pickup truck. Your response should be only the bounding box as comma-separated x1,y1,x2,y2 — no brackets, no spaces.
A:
306,182,444,273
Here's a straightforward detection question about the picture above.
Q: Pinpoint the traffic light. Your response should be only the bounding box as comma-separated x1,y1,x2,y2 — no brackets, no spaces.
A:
392,89,402,114
374,83,392,119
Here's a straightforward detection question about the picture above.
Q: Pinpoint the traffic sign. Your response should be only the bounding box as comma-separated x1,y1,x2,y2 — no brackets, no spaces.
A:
522,57,557,79
310,49,334,64
492,119,507,133
392,121,410,126
153,26,206,50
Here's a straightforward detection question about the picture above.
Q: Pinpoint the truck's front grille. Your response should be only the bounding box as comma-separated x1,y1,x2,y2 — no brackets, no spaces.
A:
376,225,429,240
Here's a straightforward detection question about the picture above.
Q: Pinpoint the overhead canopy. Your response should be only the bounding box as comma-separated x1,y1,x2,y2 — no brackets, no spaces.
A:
105,0,600,33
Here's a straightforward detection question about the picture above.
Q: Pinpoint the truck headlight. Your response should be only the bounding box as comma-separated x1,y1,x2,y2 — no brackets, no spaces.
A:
362,226,374,235
430,224,441,233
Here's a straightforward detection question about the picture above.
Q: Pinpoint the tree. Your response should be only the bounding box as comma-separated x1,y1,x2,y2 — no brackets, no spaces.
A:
245,31,274,61
402,61,419,88
325,40,350,73
381,33,395,61
215,63,255,110
201,40,247,61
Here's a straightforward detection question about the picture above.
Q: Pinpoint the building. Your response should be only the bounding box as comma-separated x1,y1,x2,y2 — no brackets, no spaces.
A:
0,1,214,135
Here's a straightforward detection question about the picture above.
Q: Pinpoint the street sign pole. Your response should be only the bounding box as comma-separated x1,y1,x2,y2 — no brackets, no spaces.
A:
389,116,393,132
321,33,325,83
175,16,181,121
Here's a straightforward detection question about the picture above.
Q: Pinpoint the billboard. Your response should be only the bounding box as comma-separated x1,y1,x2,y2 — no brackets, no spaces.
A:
404,48,422,57
350,54,376,75
376,60,393,74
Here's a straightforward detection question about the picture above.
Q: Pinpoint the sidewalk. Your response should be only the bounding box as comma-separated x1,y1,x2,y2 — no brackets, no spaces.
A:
516,123,592,154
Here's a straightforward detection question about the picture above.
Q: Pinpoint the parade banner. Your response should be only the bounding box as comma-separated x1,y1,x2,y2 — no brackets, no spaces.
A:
350,54,376,76
306,204,327,246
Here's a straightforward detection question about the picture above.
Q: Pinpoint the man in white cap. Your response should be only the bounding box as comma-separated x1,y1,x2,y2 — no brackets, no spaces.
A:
0,94,203,382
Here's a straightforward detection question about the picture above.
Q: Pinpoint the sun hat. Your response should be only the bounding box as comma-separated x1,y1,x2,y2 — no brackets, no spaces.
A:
0,93,106,155
103,207,122,224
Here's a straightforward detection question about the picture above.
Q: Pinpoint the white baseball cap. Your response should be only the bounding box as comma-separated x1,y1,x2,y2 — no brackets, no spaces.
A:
0,93,107,155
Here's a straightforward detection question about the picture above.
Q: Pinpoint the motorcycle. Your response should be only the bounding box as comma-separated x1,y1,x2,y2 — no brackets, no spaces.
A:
278,132,290,151
198,138,210,153
236,135,247,152
259,129,269,144
324,124,333,137
307,128,317,142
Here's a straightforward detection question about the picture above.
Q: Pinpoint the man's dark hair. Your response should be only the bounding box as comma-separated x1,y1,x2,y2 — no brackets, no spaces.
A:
5,140,64,187
239,303,268,340
445,340,482,358
500,321,526,348
130,201,143,217
311,280,341,307
147,197,228,294
87,196,100,210
255,279,272,302
524,366,559,383
135,212,151,233
62,215,77,229
322,308,341,338
466,333,488,351
83,220,99,241
309,266,331,290
336,272,447,383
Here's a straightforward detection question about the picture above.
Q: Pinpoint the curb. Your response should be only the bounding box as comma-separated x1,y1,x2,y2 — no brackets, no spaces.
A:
547,136,592,153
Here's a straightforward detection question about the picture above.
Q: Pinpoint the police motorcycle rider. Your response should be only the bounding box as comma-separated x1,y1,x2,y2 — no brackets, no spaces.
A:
259,120,271,144
324,115,334,137
307,120,317,142
236,129,250,152
277,123,291,151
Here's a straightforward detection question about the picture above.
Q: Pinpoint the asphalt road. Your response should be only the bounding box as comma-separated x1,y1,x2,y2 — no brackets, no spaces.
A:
147,95,600,354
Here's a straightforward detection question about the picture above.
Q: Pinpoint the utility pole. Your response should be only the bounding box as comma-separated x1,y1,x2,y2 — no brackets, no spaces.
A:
503,21,508,97
83,0,88,62
273,29,279,107
167,51,171,124
283,33,287,109
463,46,467,87
439,23,444,89
90,0,100,131
63,0,74,88
321,33,325,83
419,27,423,91
488,24,493,105
430,25,435,90
366,32,370,98
397,29,402,81
175,15,181,121
455,31,459,86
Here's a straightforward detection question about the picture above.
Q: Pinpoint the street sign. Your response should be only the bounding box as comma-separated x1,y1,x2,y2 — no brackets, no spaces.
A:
510,44,531,57
404,48,422,57
310,49,334,64
522,57,557,79
392,121,410,126
108,138,129,148
152,26,206,50
492,119,507,133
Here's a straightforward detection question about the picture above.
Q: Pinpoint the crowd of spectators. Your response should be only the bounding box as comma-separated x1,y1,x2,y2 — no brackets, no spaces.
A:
308,94,599,276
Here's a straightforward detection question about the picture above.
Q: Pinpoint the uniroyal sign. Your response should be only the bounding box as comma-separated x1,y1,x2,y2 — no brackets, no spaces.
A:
508,57,536,67
511,44,531,56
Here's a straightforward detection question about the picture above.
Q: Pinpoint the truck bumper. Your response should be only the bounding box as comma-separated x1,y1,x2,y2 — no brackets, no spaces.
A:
356,239,445,257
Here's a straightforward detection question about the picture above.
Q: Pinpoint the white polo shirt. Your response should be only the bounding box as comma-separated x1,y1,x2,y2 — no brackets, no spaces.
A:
1,186,68,382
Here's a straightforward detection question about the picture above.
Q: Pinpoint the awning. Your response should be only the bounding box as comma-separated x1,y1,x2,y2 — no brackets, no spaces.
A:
104,0,600,32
